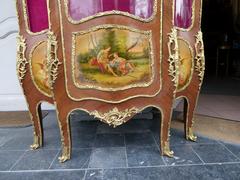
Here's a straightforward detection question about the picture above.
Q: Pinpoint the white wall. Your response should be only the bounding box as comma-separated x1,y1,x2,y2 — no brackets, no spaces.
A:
0,0,53,111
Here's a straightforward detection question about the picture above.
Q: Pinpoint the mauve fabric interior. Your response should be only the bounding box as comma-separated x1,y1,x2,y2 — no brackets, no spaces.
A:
26,0,49,32
174,0,193,29
68,0,154,21
25,0,193,32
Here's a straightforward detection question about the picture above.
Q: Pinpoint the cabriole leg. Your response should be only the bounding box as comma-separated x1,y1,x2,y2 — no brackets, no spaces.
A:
184,98,197,142
56,110,72,163
160,108,174,158
29,102,44,150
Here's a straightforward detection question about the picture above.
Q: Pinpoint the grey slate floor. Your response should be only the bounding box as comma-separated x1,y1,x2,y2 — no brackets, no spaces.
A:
0,111,239,180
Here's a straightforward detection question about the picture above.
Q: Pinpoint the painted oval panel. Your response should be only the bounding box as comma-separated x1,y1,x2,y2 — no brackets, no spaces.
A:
174,0,194,29
68,0,154,21
177,39,193,91
30,41,51,96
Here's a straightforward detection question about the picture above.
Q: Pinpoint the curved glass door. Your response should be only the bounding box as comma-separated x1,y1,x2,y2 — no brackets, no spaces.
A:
26,0,49,32
68,0,154,22
174,0,194,29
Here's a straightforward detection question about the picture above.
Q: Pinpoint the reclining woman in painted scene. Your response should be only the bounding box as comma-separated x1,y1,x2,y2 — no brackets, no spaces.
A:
90,47,135,77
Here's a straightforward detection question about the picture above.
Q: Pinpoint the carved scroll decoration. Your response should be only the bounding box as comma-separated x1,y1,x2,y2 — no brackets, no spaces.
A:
30,132,41,150
167,28,179,89
47,31,62,89
163,141,174,158
195,31,205,84
90,107,139,128
16,35,28,84
187,126,197,142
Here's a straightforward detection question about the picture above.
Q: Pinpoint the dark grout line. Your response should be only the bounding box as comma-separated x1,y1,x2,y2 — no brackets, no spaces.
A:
190,145,205,164
87,132,98,169
48,149,61,169
101,169,104,180
123,134,129,168
9,150,28,171
82,169,87,180
218,142,240,161
150,131,167,166
0,149,29,152
82,153,92,170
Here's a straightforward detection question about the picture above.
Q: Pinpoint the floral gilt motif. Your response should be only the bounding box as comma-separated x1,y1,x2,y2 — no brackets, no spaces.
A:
16,35,28,83
167,28,179,89
90,107,139,127
195,31,205,83
47,31,62,89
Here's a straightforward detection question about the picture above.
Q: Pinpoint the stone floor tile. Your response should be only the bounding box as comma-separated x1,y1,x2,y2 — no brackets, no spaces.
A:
222,143,240,159
163,145,203,165
72,133,96,149
0,136,33,151
12,149,58,170
89,147,126,168
85,169,103,180
125,132,156,147
152,129,218,147
50,149,91,169
103,168,131,180
94,133,124,148
205,163,240,180
192,144,239,163
0,170,86,180
126,146,165,167
0,150,25,171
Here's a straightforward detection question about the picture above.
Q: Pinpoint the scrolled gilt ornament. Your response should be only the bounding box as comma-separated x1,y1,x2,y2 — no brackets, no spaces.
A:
30,132,41,150
163,141,174,158
195,31,205,84
167,28,179,88
16,35,28,83
58,146,70,163
187,127,197,142
47,31,62,89
187,118,197,142
90,107,139,128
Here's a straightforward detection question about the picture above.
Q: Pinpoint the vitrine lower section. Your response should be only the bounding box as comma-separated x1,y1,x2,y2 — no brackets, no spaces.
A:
15,0,205,165
46,0,181,163
55,93,175,162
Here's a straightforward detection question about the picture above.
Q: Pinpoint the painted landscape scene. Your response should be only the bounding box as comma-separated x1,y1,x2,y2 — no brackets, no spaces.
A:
73,27,153,90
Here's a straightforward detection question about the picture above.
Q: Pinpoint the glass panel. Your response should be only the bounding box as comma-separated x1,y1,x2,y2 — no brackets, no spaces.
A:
174,0,193,29
68,0,154,21
26,0,49,32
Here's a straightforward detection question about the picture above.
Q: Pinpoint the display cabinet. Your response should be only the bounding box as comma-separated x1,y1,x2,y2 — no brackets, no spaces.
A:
174,0,205,141
48,0,179,162
15,0,205,163
16,0,54,149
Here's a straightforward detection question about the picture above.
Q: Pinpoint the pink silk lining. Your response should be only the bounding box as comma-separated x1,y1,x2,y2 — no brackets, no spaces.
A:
174,0,193,29
68,0,154,21
26,0,49,33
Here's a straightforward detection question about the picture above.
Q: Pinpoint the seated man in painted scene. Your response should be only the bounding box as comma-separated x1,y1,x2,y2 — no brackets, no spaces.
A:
107,53,135,77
